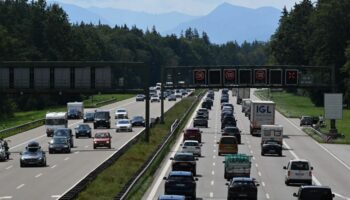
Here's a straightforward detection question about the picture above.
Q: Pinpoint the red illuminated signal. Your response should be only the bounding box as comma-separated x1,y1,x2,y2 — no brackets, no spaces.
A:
285,69,298,85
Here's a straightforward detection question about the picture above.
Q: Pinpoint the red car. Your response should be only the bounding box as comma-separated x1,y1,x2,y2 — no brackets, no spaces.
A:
93,132,112,149
183,128,202,143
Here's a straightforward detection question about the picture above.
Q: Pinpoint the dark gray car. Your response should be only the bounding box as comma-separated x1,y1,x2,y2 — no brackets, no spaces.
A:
53,128,74,147
20,141,46,167
49,136,71,153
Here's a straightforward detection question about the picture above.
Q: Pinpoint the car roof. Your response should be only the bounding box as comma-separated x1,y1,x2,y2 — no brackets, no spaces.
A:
169,171,192,176
232,177,255,182
300,185,331,189
185,128,200,131
289,159,309,163
27,141,40,147
183,140,199,143
158,195,186,200
175,152,194,156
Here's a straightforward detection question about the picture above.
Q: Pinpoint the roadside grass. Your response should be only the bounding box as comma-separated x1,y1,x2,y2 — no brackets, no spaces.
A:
0,94,134,132
255,89,350,144
76,90,202,200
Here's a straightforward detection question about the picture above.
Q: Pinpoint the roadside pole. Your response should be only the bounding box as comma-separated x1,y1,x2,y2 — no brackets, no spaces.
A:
145,64,150,142
160,66,165,124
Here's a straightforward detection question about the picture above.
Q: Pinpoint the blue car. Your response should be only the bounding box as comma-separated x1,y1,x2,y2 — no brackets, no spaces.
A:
163,171,198,199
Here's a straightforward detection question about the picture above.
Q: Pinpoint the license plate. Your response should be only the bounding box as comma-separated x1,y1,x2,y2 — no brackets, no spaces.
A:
295,173,304,176
176,184,185,187
238,194,248,197
180,163,188,166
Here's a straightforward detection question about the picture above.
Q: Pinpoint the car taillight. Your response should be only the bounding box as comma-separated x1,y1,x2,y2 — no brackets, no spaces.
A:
309,171,312,176
288,171,291,176
106,141,110,143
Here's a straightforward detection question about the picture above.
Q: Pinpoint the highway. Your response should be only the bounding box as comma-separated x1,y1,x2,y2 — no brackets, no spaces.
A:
0,96,180,200
144,90,350,200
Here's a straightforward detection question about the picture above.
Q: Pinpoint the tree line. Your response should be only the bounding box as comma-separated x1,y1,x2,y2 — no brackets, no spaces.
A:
0,0,269,119
269,0,350,106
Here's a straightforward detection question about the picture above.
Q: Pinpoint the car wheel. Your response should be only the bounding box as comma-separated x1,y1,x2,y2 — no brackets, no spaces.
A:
76,135,79,139
42,161,47,167
218,152,221,156
308,180,313,185
93,145,96,149
89,134,92,138
285,180,289,186
261,151,264,156
279,151,282,156
94,125,97,129
20,162,24,167
49,150,52,154
116,129,119,132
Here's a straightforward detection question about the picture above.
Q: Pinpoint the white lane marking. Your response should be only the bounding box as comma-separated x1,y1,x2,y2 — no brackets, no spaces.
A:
258,171,262,176
213,149,216,153
334,193,350,200
262,182,266,187
51,165,57,169
9,100,134,150
266,193,270,199
252,156,256,160
211,180,214,186
0,196,13,199
51,195,61,198
283,114,350,171
212,170,215,175
64,157,70,161
35,173,43,178
213,144,216,147
213,155,216,159
5,165,13,170
16,184,25,189
210,192,213,198
213,162,216,166
250,150,253,154
146,96,203,199
248,145,251,149
255,163,258,168
74,151,79,154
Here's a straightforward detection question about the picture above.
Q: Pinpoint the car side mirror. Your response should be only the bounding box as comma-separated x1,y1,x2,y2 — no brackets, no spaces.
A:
256,183,260,187
332,194,335,198
311,167,313,170
293,193,298,197
283,166,287,170
195,178,198,181
163,177,167,180
170,157,174,160
216,142,219,144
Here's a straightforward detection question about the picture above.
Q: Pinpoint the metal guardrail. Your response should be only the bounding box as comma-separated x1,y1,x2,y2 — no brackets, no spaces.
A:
0,119,45,137
114,90,206,200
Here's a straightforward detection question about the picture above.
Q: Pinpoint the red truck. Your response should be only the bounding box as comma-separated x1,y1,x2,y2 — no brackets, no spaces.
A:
183,128,202,143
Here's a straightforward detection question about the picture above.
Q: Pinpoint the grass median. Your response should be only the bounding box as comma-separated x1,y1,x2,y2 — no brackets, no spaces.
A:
76,90,203,200
255,89,350,144
0,94,134,133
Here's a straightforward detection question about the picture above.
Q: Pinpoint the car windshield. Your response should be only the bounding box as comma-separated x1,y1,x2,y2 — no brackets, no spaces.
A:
168,175,193,182
23,149,40,154
224,128,239,133
184,142,198,147
300,188,332,199
54,130,69,137
117,110,126,113
265,140,278,145
95,112,108,119
220,137,237,144
174,154,195,161
78,125,89,129
45,119,66,125
133,116,143,120
185,129,200,134
231,181,255,187
291,162,309,170
85,113,94,117
95,133,109,138
119,120,129,124
52,138,67,144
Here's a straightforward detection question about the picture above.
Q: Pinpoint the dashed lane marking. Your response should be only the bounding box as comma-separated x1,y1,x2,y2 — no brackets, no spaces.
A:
211,170,215,175
51,165,57,169
64,157,70,161
0,196,13,199
255,163,258,168
258,172,262,177
262,182,266,187
211,180,214,186
35,173,42,178
16,184,24,190
5,165,13,170
210,192,213,198
266,193,270,199
213,162,216,166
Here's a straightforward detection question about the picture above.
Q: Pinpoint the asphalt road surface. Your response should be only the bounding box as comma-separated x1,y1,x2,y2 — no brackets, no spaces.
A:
0,95,183,200
144,90,350,200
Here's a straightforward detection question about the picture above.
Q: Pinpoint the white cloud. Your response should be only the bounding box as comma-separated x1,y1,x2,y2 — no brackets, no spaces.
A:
50,0,316,15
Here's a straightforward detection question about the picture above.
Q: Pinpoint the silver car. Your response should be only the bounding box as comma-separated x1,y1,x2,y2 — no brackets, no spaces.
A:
181,140,202,156
116,119,133,132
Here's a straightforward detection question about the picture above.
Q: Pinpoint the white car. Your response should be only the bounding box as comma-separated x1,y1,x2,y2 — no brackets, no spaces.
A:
283,159,313,185
150,95,160,102
115,108,128,119
115,119,132,132
181,140,201,156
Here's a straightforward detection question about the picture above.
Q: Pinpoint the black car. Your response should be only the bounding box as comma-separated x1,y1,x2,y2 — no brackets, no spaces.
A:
94,111,111,129
221,103,234,111
131,116,145,127
20,141,47,167
171,152,198,176
261,140,282,156
136,94,146,101
164,171,198,200
293,185,334,200
83,112,95,123
221,97,229,103
222,126,241,144
193,115,208,128
221,110,234,121
221,116,237,129
67,109,81,119
75,124,92,138
53,128,74,147
197,109,209,119
222,88,229,94
201,101,212,110
227,177,259,200
207,92,214,100
300,116,313,126
48,136,71,153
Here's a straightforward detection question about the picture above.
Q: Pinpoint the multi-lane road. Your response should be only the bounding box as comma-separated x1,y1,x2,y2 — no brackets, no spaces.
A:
144,90,350,200
0,96,180,200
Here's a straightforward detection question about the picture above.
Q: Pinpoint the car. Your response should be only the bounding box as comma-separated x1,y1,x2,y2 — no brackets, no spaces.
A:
221,110,234,121
284,159,313,185
48,136,71,154
226,177,259,200
67,109,81,119
136,94,146,101
221,97,229,103
131,116,145,127
164,171,197,199
181,140,201,156
300,116,313,126
181,89,188,96
75,124,92,138
293,185,335,200
158,195,186,200
217,136,238,156
221,116,237,129
20,141,46,167
222,126,241,144
116,119,133,132
261,140,282,156
175,91,183,98
222,88,229,94
115,108,128,119
53,128,74,148
151,95,161,102
94,111,111,129
193,115,208,128
183,128,202,143
0,141,10,161
83,111,95,123
171,152,198,176
221,103,234,110
168,94,177,101
197,108,209,117
93,132,112,149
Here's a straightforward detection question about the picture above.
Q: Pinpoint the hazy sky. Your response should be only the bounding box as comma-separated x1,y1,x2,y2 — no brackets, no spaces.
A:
51,0,314,15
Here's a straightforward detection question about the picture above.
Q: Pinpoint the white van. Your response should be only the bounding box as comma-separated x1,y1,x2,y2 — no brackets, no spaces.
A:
284,159,313,185
261,125,283,146
45,112,68,137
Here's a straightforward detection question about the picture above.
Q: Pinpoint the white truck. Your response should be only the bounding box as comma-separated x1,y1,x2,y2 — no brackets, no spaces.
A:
45,112,68,137
250,100,275,135
261,124,283,146
67,102,84,119
223,154,252,180
236,88,250,104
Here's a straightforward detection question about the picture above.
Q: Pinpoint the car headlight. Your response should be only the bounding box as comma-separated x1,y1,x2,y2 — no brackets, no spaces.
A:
63,145,68,148
87,130,91,133
106,141,110,144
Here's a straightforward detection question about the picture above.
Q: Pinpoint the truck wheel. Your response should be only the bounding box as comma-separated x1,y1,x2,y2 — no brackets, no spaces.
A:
261,151,264,156
20,162,24,168
94,125,97,129
279,151,282,157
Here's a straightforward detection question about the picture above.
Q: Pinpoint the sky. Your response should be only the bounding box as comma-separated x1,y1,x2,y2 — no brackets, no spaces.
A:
51,0,314,15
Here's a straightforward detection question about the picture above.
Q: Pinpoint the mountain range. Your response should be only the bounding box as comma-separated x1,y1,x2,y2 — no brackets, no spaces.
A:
49,1,281,44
